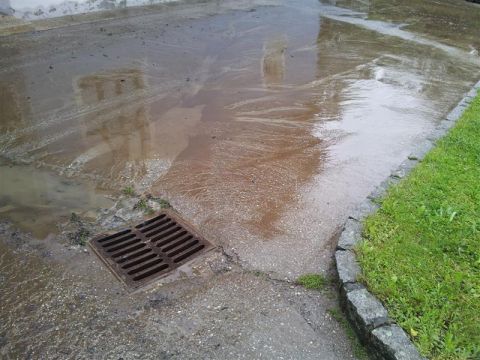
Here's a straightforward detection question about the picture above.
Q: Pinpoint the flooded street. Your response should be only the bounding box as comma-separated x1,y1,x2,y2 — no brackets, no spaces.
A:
0,0,479,358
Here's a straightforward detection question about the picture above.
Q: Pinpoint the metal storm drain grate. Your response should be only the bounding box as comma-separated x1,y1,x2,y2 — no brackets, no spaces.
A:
89,210,213,290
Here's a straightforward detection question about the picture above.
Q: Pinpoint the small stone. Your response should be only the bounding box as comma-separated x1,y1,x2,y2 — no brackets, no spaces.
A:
337,219,361,250
390,170,404,180
408,140,433,162
391,159,417,180
335,250,360,284
446,104,467,122
0,334,6,348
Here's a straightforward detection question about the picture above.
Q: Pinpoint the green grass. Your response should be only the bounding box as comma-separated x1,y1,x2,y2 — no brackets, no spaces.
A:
357,91,480,359
75,228,90,246
122,186,136,196
69,212,80,223
297,273,328,290
133,198,155,215
134,198,148,210
151,198,171,209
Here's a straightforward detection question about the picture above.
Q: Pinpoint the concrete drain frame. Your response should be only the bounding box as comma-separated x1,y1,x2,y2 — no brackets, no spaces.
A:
89,209,214,291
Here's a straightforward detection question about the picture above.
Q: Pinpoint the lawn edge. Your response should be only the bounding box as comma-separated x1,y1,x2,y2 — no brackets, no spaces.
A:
334,79,480,360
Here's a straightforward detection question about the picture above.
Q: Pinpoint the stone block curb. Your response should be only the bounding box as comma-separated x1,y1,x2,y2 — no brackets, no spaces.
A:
349,198,379,221
337,219,362,250
334,81,479,360
371,325,424,360
335,250,360,284
346,288,389,333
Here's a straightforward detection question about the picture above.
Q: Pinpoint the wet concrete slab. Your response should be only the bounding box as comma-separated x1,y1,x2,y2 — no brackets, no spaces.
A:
0,221,357,359
0,0,479,357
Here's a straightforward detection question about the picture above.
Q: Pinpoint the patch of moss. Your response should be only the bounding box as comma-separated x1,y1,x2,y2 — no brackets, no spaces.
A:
122,186,136,196
297,273,327,290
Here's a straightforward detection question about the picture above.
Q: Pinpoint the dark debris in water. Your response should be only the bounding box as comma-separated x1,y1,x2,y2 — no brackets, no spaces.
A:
68,227,91,246
67,213,92,246
0,334,7,349
146,294,173,309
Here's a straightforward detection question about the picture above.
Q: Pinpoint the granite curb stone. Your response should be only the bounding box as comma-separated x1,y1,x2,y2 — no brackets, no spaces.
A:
367,178,394,201
337,219,361,250
371,325,424,360
407,140,433,161
346,288,389,333
390,158,417,179
349,198,379,221
335,250,360,284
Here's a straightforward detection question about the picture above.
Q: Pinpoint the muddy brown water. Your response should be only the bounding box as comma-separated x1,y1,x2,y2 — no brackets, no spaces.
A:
0,0,479,357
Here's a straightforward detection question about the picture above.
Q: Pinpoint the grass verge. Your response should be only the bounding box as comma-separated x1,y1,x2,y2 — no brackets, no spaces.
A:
357,92,480,359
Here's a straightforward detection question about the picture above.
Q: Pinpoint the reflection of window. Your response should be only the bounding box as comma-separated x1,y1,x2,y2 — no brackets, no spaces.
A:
75,69,145,105
0,82,22,131
262,37,287,87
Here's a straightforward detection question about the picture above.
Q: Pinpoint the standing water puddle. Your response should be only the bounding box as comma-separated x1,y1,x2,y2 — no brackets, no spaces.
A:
0,158,113,238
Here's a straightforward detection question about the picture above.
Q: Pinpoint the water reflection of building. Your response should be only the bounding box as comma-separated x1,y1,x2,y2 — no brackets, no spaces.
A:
262,37,287,88
0,81,23,131
313,17,346,123
76,69,145,104
0,35,31,132
73,68,154,181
